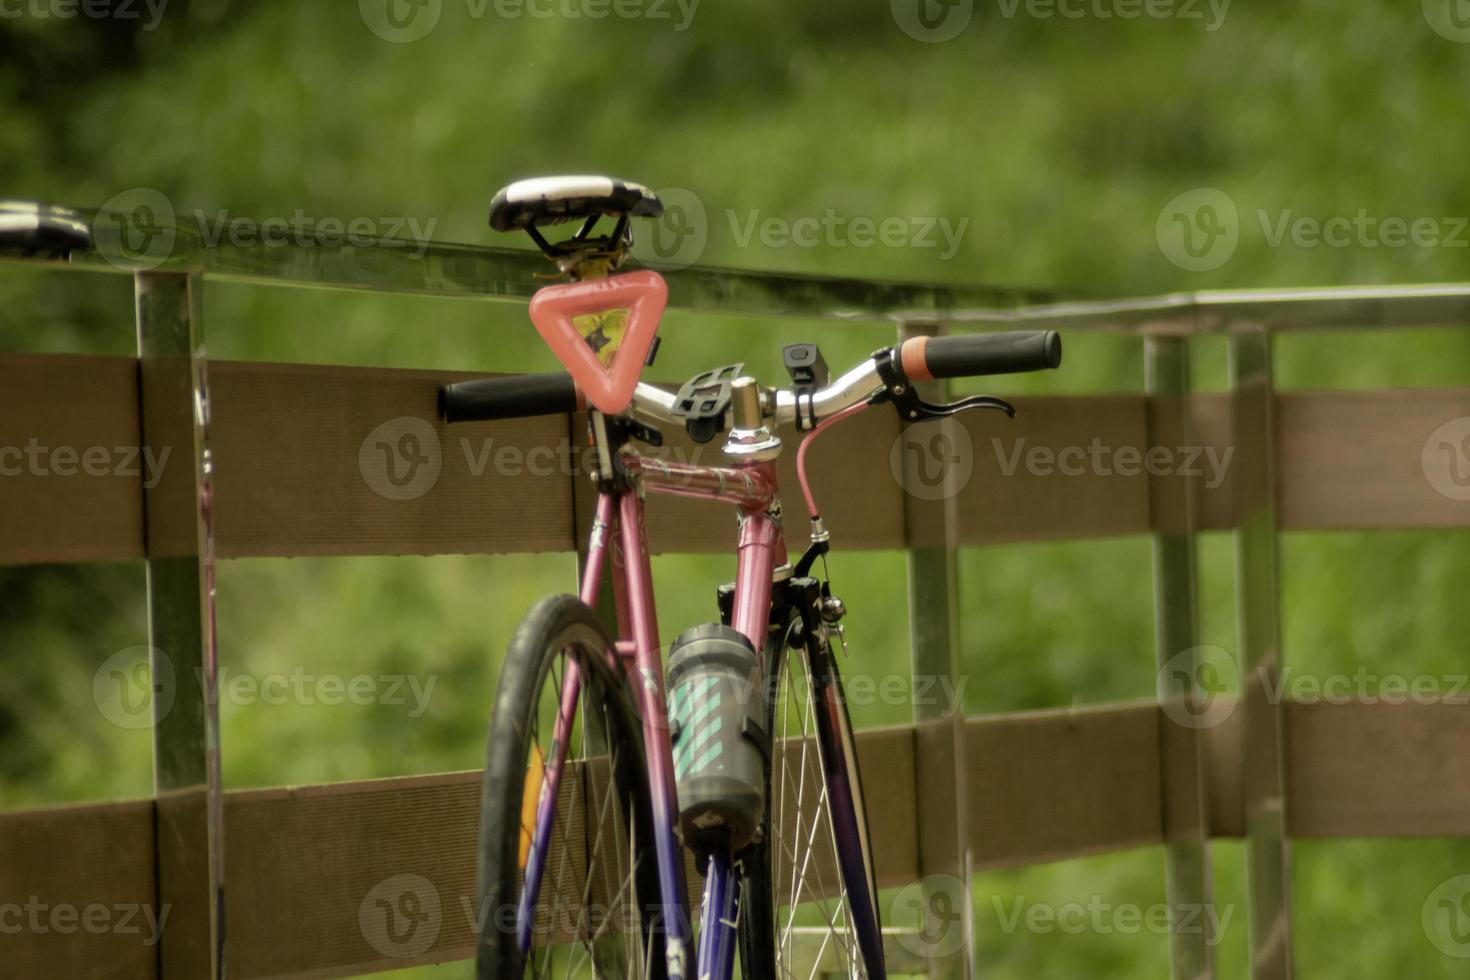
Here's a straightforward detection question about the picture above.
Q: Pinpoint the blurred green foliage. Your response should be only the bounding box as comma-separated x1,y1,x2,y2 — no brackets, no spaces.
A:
4,0,1470,975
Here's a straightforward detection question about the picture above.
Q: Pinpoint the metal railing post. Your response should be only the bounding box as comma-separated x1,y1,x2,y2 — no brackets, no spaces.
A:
899,319,974,980
1229,331,1294,979
1146,336,1215,979
135,270,225,978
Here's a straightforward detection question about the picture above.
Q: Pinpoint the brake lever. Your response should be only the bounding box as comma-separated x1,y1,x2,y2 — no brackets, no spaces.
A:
882,390,1016,423
871,348,1016,422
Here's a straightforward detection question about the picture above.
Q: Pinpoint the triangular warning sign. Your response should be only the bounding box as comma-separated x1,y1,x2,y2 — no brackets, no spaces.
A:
528,269,667,415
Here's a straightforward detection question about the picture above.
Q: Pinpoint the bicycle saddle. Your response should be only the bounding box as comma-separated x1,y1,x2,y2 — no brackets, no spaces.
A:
489,175,663,232
0,201,91,258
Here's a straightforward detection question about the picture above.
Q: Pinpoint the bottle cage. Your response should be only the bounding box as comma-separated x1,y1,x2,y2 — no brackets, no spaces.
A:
528,269,667,415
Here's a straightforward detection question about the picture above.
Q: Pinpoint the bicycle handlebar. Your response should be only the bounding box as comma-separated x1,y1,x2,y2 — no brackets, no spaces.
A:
898,330,1062,381
440,329,1061,428
439,373,583,423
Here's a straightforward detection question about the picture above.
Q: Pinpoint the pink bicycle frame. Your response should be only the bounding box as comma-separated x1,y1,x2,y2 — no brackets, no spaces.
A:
516,449,786,980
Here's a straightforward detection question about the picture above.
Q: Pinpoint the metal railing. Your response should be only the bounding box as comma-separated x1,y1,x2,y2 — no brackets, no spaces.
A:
5,204,1470,979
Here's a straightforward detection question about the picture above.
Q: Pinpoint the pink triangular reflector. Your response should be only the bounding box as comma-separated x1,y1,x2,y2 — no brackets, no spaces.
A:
528,270,667,415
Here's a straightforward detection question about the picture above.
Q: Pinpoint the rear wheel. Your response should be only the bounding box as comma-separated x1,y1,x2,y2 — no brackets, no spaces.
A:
477,595,665,980
739,606,884,979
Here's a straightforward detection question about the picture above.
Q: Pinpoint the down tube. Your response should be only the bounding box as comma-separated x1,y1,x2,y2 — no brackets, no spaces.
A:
618,491,694,979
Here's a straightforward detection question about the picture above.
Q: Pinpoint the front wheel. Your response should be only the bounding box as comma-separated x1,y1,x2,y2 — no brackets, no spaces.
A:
477,595,665,980
738,606,885,980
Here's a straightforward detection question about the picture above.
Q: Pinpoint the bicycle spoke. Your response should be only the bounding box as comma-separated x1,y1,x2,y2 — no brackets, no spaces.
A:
768,636,868,980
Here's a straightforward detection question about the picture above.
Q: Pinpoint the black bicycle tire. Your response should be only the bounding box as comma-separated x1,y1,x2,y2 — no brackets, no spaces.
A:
476,594,666,980
737,607,884,980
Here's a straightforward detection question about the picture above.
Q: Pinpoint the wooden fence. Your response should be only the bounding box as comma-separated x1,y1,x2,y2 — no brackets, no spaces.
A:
4,234,1470,978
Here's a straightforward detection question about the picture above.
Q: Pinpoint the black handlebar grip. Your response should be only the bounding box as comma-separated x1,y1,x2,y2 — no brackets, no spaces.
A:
439,373,582,423
900,330,1062,381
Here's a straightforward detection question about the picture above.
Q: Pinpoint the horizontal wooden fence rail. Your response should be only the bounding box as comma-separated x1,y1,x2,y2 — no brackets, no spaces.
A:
3,353,1470,565
3,698,1467,979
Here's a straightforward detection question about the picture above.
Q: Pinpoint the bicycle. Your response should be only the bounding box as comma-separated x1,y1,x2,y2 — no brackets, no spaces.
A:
439,175,1063,980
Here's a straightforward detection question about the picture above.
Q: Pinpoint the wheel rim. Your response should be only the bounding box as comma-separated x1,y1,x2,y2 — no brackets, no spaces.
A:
768,629,869,980
520,644,652,979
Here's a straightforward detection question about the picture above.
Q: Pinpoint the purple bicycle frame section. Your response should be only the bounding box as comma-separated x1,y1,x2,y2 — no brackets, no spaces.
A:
516,455,784,980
